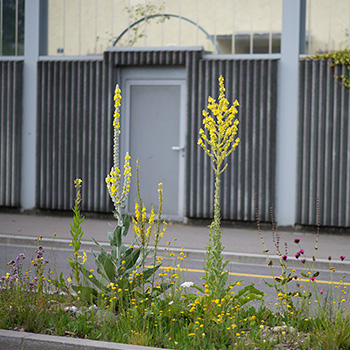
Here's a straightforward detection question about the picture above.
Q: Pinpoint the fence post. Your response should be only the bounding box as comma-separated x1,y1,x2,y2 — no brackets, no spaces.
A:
276,0,306,227
21,0,40,210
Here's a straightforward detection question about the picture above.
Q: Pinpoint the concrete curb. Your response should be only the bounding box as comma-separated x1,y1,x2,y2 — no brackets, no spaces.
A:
1,234,350,272
0,329,172,350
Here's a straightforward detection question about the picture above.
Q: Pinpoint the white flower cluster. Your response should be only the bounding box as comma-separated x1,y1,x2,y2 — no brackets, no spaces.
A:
180,281,194,288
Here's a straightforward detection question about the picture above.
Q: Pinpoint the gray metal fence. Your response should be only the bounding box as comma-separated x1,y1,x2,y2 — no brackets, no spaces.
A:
4,50,350,228
297,59,350,227
36,57,114,212
35,49,278,223
0,59,23,207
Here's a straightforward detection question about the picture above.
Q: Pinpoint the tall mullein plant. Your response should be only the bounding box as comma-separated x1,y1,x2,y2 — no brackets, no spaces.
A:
105,85,132,225
198,76,240,299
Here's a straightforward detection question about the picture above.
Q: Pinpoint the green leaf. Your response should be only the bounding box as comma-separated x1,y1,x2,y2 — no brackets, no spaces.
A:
76,263,108,292
91,237,109,256
263,279,277,288
235,293,262,307
122,248,141,272
111,246,117,260
222,259,230,269
71,285,98,303
59,272,65,286
95,254,116,282
280,277,292,285
68,258,77,270
121,214,130,236
52,272,67,290
108,226,122,247
140,265,160,281
236,284,264,299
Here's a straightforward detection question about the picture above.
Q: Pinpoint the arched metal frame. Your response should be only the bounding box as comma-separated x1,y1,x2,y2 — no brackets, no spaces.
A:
112,14,220,54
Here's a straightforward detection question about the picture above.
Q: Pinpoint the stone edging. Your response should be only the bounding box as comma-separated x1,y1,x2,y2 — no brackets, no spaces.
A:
0,329,173,350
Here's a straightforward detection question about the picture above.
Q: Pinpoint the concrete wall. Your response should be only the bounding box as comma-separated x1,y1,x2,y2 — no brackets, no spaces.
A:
46,0,350,57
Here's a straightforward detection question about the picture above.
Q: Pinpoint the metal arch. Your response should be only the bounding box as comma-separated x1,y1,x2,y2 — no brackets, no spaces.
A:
112,14,220,54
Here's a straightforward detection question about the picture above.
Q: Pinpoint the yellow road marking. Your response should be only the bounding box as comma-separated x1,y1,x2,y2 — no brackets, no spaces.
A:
158,266,350,286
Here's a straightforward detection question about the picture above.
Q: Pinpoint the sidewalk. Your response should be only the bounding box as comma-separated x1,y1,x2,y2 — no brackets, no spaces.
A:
1,211,350,271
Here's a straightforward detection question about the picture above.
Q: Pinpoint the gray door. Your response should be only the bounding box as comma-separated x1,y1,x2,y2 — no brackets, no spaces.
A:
121,68,186,221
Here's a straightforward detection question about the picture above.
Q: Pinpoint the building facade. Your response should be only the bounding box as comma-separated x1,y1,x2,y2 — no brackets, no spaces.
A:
1,0,350,229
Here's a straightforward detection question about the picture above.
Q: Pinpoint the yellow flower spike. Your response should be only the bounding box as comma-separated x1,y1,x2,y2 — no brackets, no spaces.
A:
198,77,240,173
106,84,132,223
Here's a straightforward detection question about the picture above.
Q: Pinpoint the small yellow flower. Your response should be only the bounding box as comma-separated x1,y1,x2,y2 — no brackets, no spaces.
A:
74,178,82,188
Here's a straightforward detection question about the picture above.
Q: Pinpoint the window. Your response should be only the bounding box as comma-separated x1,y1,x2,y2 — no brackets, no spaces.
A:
216,33,281,55
0,0,25,56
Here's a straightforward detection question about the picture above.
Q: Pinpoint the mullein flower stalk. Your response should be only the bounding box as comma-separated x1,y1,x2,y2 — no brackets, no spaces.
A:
198,75,240,299
70,178,84,286
132,160,154,291
132,160,167,293
105,84,132,225
151,183,167,290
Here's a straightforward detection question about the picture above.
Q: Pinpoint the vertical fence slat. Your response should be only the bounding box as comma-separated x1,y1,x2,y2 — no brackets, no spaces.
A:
0,60,23,208
297,59,350,227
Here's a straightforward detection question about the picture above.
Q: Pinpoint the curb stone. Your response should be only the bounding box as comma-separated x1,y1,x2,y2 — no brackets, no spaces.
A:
1,234,350,273
0,329,173,350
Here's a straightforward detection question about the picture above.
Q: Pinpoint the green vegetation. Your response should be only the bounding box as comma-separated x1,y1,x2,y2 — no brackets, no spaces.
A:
306,48,350,88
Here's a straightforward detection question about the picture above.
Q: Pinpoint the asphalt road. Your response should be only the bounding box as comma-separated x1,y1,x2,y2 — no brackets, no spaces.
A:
1,241,350,310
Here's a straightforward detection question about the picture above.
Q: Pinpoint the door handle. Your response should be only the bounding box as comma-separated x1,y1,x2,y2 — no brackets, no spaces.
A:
171,146,185,151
